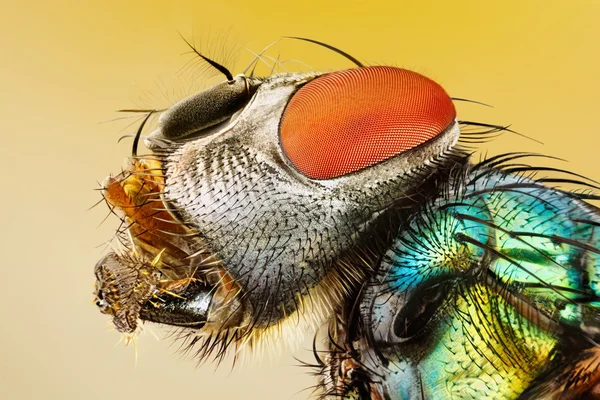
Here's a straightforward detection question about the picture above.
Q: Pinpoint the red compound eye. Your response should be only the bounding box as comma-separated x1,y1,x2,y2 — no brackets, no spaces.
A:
279,66,456,180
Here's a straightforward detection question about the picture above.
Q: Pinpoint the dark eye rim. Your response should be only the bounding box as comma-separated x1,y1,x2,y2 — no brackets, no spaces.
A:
360,275,457,355
362,276,456,350
391,279,453,341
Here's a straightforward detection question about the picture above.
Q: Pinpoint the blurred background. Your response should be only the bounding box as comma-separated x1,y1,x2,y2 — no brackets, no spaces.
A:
1,0,599,399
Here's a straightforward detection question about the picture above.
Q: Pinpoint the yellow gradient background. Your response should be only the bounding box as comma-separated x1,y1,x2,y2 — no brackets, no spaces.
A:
1,1,599,399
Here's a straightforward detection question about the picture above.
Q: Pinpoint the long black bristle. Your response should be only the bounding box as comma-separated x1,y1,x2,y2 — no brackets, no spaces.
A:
178,32,234,81
285,36,364,68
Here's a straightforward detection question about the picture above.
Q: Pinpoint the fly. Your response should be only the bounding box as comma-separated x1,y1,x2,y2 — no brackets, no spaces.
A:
92,36,600,399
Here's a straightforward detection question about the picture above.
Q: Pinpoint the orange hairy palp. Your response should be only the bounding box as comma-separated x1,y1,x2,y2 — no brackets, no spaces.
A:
280,66,456,179
103,159,187,258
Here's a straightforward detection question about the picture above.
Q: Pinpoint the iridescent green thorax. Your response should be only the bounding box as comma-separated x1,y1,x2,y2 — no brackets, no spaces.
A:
328,161,600,399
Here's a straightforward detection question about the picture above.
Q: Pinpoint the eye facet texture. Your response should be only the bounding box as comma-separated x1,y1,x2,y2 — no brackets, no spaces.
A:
280,66,456,179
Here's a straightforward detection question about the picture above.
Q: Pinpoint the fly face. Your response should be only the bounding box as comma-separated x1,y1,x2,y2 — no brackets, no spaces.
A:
94,39,461,357
154,66,459,332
